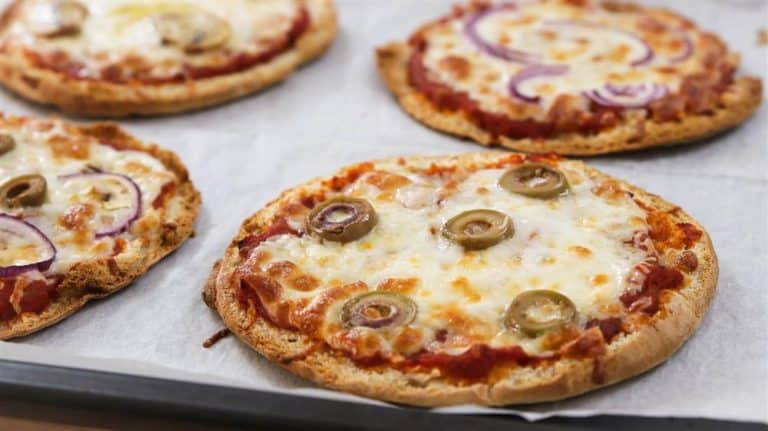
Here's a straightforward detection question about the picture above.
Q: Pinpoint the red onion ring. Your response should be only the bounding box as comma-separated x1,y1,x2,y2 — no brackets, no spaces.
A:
584,82,667,108
542,19,654,67
508,64,570,103
668,29,693,64
59,172,143,238
463,4,541,64
0,214,57,278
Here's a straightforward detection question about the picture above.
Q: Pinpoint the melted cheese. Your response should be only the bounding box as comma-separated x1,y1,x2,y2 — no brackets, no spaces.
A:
421,0,707,116
0,120,176,272
3,0,302,79
253,160,652,357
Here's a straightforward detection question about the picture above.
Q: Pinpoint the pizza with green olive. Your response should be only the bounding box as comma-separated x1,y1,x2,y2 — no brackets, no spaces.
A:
204,152,717,406
0,114,200,339
0,0,337,116
376,0,762,155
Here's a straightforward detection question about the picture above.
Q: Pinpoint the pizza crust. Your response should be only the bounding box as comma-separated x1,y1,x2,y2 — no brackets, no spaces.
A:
0,0,337,117
204,153,718,406
376,42,762,156
0,121,201,339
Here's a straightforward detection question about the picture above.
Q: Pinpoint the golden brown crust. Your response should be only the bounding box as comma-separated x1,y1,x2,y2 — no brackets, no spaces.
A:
376,42,762,156
0,119,201,339
204,152,718,407
0,0,337,117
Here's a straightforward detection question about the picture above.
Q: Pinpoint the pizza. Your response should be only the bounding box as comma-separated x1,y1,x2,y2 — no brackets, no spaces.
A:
0,0,337,116
376,0,762,155
204,152,717,406
0,114,200,339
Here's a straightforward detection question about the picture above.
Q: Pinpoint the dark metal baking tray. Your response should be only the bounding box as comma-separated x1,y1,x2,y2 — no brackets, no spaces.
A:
0,358,764,430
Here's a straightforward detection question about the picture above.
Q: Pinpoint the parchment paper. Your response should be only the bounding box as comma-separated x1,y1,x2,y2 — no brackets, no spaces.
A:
0,0,766,424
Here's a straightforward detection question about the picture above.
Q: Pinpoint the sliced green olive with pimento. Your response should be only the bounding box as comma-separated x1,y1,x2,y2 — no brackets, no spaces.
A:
152,9,230,53
306,197,377,243
0,174,47,208
504,290,577,336
341,292,417,329
499,163,569,198
442,209,514,250
0,135,14,156
26,0,88,37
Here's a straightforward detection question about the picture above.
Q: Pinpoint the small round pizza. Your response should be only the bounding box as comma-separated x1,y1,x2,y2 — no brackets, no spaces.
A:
204,152,717,406
376,0,762,155
0,114,200,339
0,0,336,116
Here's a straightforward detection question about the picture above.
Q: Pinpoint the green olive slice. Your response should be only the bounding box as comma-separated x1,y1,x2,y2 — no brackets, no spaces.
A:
307,197,377,243
0,174,47,208
0,135,14,156
26,0,88,37
504,290,577,336
442,209,514,250
499,163,569,198
152,9,230,53
341,292,417,329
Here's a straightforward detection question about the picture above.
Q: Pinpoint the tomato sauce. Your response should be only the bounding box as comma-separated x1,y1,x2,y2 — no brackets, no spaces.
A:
0,277,60,322
621,264,684,314
238,218,300,258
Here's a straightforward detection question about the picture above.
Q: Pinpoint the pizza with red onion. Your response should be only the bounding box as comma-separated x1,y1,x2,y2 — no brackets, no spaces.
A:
0,114,200,339
377,0,762,155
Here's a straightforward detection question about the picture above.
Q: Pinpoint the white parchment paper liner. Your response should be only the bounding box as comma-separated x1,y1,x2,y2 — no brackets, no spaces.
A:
0,0,765,424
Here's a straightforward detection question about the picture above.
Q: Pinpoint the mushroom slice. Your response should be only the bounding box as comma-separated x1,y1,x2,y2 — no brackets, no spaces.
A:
26,0,88,37
152,9,230,53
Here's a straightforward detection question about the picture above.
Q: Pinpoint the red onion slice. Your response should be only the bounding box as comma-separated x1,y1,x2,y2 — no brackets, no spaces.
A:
0,214,57,278
668,29,693,64
463,4,541,64
59,172,143,238
542,19,654,67
584,82,667,108
508,64,570,103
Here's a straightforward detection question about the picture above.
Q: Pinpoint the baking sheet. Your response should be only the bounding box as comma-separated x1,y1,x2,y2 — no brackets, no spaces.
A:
0,0,766,424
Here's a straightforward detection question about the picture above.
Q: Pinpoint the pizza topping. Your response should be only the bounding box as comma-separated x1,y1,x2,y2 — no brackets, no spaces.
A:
340,292,417,329
1,174,48,208
675,250,698,273
25,0,88,37
0,214,57,278
509,65,570,103
499,163,568,198
58,172,142,238
239,218,299,258
463,4,540,64
152,9,231,53
584,82,668,108
504,289,577,336
668,29,694,64
0,135,15,156
306,197,377,243
621,263,683,314
442,209,514,250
